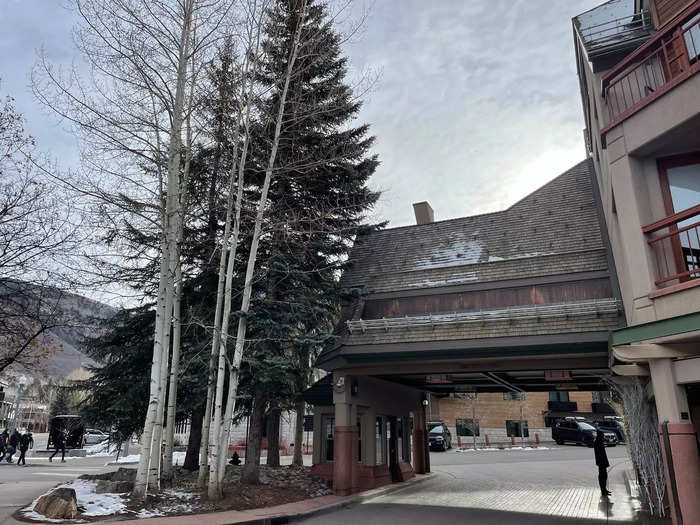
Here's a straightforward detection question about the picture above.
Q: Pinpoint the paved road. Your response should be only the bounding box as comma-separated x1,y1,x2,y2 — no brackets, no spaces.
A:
0,450,122,524
301,445,638,524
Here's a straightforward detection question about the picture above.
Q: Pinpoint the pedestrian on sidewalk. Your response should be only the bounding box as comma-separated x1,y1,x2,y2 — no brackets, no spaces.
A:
49,429,67,463
5,429,20,463
17,428,34,466
0,429,8,461
594,430,611,497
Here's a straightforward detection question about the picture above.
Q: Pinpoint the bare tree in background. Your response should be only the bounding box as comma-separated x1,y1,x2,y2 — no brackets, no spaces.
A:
0,89,80,374
32,0,233,499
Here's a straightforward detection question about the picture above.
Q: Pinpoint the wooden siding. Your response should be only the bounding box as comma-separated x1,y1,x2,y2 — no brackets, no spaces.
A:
361,279,613,320
650,0,695,28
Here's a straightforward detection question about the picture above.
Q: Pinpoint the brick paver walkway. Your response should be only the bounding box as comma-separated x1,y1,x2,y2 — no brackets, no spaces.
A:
300,446,639,524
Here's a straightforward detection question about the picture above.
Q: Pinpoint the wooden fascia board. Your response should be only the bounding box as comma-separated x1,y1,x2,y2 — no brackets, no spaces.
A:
360,269,612,300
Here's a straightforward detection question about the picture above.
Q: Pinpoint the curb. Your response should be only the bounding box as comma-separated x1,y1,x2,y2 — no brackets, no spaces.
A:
230,473,436,525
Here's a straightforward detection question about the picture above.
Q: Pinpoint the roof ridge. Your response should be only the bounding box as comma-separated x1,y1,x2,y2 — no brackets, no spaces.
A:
363,159,590,235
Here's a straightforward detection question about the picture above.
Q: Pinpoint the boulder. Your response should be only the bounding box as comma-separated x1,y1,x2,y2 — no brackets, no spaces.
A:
34,488,78,520
111,467,137,482
95,480,133,494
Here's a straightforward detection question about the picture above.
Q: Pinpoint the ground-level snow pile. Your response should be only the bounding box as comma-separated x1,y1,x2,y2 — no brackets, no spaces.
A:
457,446,551,452
22,480,127,522
135,489,198,518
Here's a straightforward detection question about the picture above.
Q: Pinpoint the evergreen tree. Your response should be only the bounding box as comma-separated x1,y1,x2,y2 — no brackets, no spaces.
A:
241,0,380,480
50,385,73,419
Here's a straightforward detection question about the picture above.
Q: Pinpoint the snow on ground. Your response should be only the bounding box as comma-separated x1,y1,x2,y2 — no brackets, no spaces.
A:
456,446,551,452
134,489,197,518
110,451,186,465
22,480,126,522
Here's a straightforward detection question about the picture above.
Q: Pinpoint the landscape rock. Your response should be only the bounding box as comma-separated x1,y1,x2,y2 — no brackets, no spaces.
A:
111,467,137,482
33,487,78,520
95,480,133,494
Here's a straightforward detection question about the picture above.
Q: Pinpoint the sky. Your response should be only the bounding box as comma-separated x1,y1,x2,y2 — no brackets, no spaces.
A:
0,0,602,229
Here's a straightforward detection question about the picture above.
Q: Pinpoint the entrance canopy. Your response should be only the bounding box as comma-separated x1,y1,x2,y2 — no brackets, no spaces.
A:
318,160,624,391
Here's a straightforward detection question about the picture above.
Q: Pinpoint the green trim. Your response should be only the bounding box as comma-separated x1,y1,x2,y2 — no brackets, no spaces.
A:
610,311,700,346
343,344,607,364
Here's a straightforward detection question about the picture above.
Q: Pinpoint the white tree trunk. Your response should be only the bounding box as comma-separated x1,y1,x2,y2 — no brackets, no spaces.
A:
207,4,267,495
210,0,307,495
133,0,193,501
133,241,169,499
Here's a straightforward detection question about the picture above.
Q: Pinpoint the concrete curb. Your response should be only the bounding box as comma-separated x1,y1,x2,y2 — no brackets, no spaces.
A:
224,473,436,525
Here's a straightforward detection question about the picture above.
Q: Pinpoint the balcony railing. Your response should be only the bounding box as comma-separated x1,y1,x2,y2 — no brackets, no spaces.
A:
602,3,700,130
644,204,700,285
578,9,652,53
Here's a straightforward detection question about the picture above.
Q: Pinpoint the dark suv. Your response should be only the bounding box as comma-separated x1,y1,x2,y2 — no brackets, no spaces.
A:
594,418,626,443
428,424,452,451
553,419,617,447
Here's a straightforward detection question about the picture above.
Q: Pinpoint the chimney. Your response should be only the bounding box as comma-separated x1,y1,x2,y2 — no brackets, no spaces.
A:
413,201,434,225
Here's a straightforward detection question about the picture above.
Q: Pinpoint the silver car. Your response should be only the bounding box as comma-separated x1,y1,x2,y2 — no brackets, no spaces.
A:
83,429,109,445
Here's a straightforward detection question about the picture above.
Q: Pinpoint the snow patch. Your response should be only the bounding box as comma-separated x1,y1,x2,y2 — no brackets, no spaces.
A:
456,446,551,452
407,274,477,287
412,231,483,270
22,480,126,522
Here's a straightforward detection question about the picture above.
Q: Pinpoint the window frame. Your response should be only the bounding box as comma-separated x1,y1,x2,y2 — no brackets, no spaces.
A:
657,152,700,282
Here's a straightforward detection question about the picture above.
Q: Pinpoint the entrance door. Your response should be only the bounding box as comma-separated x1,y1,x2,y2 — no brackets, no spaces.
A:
387,416,401,482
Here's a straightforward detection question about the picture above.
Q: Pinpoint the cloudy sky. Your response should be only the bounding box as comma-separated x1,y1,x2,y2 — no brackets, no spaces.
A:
1,0,601,228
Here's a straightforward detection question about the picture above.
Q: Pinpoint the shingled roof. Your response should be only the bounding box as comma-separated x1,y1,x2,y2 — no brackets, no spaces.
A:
319,160,623,369
341,159,607,294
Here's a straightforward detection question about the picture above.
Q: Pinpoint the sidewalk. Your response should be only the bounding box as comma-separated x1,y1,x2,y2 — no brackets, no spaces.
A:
111,475,433,524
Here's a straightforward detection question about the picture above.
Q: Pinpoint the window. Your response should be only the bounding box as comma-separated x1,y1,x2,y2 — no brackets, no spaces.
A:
323,415,334,462
456,418,480,437
657,155,700,282
396,418,403,462
303,415,314,432
375,417,384,465
549,391,570,402
506,420,529,437
503,392,526,401
357,418,362,463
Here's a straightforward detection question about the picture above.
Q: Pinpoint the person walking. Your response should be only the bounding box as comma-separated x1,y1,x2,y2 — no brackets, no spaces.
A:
6,429,20,463
49,429,67,463
17,428,34,466
594,430,611,496
0,429,8,462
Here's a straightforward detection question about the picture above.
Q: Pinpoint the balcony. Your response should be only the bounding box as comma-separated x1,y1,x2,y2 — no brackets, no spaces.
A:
602,2,700,131
644,204,700,291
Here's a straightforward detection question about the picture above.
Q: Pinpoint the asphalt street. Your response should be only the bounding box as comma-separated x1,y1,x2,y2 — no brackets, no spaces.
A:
301,445,637,524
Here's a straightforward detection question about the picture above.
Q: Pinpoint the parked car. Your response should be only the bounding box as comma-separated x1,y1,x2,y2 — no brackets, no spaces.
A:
83,428,109,445
594,417,626,443
553,420,617,447
428,424,452,451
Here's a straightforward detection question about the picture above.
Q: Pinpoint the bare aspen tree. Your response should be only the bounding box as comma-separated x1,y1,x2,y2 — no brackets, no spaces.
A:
236,0,307,487
205,0,269,497
32,0,233,501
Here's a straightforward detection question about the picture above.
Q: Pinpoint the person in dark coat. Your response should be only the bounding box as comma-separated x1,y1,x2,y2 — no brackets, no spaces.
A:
17,429,34,466
594,430,611,496
49,429,67,463
0,429,8,461
6,429,20,463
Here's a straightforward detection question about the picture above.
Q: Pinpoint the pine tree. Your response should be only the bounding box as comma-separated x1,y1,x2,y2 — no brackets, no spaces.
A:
241,0,380,481
50,386,73,419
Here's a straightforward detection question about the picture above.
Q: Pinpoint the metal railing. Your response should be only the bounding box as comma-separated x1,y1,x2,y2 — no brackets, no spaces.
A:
578,9,652,51
603,4,700,129
644,205,700,285
346,298,621,333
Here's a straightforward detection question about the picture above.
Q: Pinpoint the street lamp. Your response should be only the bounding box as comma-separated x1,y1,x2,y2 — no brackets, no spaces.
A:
12,375,27,432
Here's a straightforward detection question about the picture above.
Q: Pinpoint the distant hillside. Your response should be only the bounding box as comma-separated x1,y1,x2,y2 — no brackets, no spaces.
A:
0,281,117,379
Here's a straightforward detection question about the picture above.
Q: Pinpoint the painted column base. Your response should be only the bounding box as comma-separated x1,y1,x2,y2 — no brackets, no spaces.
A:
659,422,700,525
333,426,356,496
